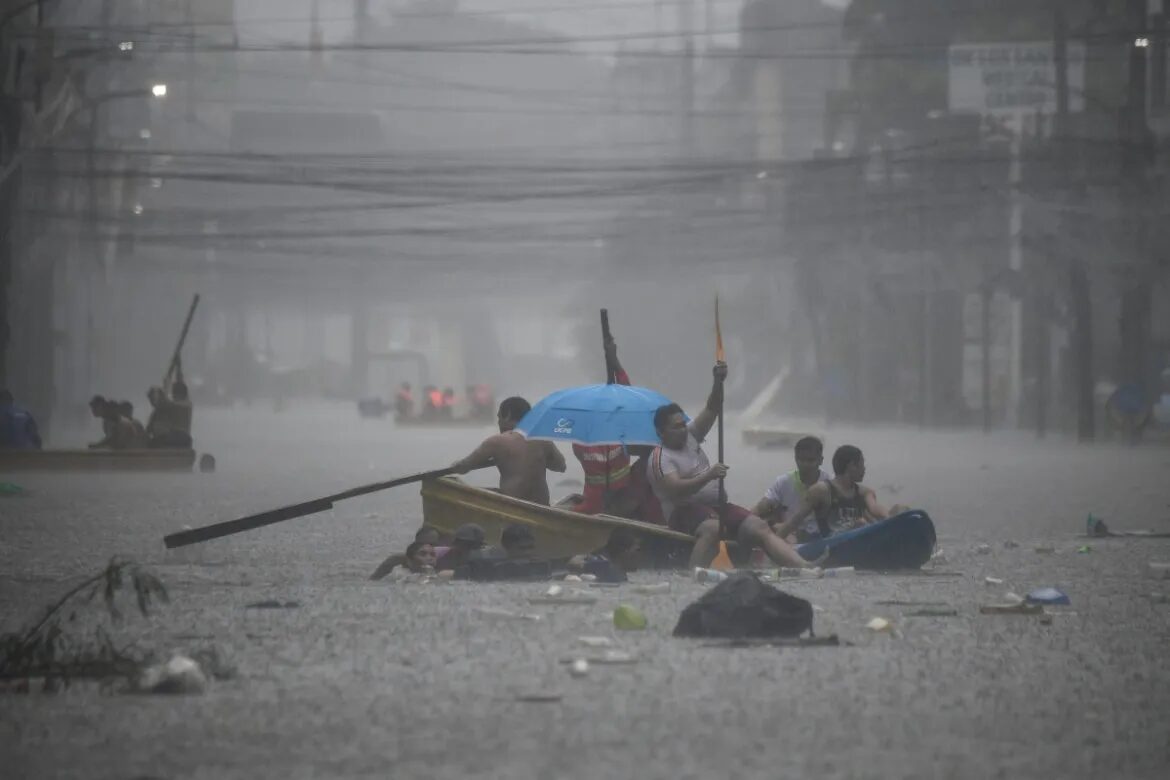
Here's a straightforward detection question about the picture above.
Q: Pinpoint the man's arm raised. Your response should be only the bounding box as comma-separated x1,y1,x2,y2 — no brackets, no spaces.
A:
689,361,727,441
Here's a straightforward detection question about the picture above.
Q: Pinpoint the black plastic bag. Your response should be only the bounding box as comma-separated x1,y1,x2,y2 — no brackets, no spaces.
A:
673,572,814,638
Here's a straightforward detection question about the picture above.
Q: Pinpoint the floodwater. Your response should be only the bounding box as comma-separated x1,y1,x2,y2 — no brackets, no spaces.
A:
2,403,1169,778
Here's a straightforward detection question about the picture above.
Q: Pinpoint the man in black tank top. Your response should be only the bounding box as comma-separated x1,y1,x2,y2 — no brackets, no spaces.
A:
772,445,903,540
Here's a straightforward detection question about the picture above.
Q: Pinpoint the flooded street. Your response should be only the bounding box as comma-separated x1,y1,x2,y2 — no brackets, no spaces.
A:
2,405,1169,779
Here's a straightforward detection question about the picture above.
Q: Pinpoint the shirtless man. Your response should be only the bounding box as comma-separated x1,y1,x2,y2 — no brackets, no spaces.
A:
774,445,904,540
451,396,566,505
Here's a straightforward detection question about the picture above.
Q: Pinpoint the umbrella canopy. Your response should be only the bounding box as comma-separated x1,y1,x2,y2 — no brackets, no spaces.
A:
515,383,678,447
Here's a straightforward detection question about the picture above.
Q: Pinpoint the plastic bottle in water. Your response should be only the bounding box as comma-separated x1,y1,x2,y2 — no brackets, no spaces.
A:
821,567,855,578
694,567,729,583
778,567,823,578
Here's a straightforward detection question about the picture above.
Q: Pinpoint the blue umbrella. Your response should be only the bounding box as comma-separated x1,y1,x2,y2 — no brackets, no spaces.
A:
515,383,678,447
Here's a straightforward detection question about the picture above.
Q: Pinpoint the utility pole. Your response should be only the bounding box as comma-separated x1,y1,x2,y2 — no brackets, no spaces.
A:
1118,0,1154,434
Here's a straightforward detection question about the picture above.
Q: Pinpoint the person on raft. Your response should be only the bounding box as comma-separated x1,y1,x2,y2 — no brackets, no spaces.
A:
645,360,821,570
450,396,567,505
753,436,832,543
773,444,907,540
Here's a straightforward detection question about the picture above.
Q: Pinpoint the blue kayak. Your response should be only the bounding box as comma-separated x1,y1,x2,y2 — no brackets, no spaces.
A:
796,510,936,570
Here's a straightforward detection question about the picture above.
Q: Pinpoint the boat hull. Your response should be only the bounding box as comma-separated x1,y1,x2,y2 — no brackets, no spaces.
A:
796,510,936,570
420,476,693,562
0,448,198,473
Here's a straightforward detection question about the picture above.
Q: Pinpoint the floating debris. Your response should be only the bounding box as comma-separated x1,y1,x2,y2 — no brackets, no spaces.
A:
1026,588,1071,606
475,607,541,621
975,544,991,555
244,600,300,610
984,577,1004,586
136,654,207,695
577,636,614,648
568,659,590,678
980,602,1043,615
866,617,893,632
905,609,959,617
613,604,647,631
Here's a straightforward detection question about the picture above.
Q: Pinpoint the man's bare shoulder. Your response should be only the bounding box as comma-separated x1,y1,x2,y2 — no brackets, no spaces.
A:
806,481,831,499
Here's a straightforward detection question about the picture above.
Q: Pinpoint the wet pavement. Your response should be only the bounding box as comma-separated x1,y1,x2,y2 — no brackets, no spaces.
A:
2,403,1169,779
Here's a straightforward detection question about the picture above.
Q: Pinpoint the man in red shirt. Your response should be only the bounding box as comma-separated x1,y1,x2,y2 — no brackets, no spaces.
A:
570,338,648,517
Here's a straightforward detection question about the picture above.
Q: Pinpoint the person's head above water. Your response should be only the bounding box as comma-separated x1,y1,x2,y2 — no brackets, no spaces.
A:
831,445,865,481
414,526,441,545
452,523,486,549
404,541,437,573
794,436,824,477
604,528,642,572
500,523,536,558
496,396,530,433
653,403,688,450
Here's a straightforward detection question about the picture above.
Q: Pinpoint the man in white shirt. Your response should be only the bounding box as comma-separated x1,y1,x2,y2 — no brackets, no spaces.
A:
753,436,832,542
645,361,819,570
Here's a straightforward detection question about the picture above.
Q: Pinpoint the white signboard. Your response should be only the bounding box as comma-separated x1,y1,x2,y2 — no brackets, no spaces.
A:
949,42,1085,116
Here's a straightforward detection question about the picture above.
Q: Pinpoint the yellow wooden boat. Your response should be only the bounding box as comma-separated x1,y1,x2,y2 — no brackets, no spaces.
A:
420,476,694,561
0,448,198,472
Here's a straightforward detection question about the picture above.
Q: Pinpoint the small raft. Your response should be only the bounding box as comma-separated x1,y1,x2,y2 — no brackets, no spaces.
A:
0,448,198,473
796,510,937,570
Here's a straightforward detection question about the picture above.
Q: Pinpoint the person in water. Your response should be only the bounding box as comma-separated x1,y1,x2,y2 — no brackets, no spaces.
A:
403,541,437,574
570,528,642,583
753,436,832,542
370,526,448,580
500,524,537,559
645,361,821,570
450,396,567,505
775,445,904,540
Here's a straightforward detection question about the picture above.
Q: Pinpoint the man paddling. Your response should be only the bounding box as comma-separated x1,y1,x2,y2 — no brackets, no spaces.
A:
645,361,819,570
451,396,567,505
774,445,905,540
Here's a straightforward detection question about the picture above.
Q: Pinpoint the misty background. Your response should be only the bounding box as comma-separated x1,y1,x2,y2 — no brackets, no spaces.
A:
2,0,1168,440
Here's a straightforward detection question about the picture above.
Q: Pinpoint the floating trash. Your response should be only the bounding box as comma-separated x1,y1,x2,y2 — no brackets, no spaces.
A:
1076,545,1092,554
577,636,614,648
613,604,647,631
975,544,991,555
136,654,207,695
475,607,541,621
984,577,1004,586
980,602,1043,615
866,617,893,632
1026,588,1071,606
244,600,300,609
905,609,959,617
568,659,590,678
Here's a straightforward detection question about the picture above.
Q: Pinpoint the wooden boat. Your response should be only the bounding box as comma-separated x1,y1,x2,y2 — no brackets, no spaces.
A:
741,426,819,449
0,448,198,473
420,476,694,561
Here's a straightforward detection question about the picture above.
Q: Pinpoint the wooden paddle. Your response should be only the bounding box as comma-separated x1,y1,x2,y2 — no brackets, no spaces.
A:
163,465,482,548
601,308,616,384
714,295,727,512
162,294,200,391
